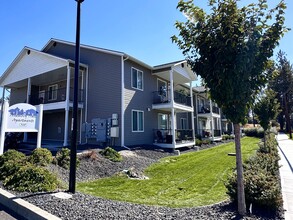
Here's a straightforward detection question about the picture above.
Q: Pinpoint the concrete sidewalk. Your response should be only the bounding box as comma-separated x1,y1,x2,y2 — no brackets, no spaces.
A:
277,133,293,220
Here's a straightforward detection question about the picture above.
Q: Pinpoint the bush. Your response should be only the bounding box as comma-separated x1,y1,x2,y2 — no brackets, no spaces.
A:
54,148,79,169
222,134,234,140
225,133,282,212
202,139,211,145
243,128,264,138
3,164,58,192
100,147,122,162
0,150,26,167
0,150,27,181
28,148,53,166
195,139,202,146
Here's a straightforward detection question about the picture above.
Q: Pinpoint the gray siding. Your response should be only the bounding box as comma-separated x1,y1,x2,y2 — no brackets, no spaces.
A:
124,60,157,146
46,43,122,145
10,87,27,105
42,111,65,140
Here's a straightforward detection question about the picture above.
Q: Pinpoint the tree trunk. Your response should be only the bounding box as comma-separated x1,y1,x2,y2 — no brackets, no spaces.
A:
278,113,284,131
234,123,246,215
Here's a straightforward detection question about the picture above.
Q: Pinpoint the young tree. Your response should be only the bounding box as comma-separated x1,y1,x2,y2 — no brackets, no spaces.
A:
269,51,293,138
172,0,287,215
254,89,280,146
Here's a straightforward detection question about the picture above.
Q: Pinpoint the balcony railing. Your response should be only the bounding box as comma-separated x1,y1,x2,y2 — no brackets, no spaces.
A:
198,105,220,114
197,129,221,138
153,90,191,107
153,129,194,144
29,88,84,105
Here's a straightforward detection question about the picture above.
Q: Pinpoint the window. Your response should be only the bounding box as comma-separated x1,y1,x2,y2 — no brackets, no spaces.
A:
180,118,187,129
131,68,143,90
132,110,144,132
48,84,58,101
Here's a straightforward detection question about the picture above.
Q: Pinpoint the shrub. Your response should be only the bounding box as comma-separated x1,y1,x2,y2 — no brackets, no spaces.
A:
0,150,27,181
3,164,58,192
243,128,264,138
222,134,234,140
195,139,202,146
28,148,53,166
54,148,79,169
202,139,211,145
100,147,122,162
225,133,282,212
0,150,26,167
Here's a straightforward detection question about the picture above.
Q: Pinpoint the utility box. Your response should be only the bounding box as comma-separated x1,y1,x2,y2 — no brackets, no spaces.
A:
110,127,119,138
92,118,107,142
111,113,118,126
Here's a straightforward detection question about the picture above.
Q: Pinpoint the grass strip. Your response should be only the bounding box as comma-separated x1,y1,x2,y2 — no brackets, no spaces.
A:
77,137,259,208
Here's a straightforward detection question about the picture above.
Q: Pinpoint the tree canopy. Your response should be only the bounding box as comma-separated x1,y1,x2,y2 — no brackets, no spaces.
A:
254,89,280,132
172,0,288,124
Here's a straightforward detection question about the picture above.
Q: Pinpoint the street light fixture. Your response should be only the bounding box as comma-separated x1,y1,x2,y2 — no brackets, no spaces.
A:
69,0,84,194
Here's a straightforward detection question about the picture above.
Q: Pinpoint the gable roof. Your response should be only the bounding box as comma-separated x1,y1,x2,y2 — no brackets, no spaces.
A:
0,47,71,87
42,38,154,70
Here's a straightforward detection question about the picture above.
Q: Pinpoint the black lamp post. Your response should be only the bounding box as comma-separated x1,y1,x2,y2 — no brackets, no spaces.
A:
69,0,84,194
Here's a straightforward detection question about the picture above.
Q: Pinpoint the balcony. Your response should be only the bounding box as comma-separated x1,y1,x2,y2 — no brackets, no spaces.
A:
153,129,194,144
197,129,221,138
153,90,191,107
29,88,84,105
198,105,220,114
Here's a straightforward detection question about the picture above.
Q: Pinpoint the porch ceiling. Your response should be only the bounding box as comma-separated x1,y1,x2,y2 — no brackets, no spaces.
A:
152,62,196,85
0,47,70,88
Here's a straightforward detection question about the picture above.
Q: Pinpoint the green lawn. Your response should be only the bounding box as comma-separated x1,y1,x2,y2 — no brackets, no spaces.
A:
77,137,259,208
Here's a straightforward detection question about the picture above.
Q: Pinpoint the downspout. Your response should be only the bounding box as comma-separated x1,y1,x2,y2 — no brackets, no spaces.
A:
121,56,129,147
85,66,89,144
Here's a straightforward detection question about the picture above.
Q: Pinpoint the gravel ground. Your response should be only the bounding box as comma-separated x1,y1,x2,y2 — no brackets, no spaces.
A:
2,143,284,220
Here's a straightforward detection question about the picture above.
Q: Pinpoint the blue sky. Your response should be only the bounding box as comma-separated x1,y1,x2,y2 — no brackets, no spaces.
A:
0,0,292,79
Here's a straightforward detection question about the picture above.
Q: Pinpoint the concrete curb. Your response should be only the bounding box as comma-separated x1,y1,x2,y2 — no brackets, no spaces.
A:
0,188,61,220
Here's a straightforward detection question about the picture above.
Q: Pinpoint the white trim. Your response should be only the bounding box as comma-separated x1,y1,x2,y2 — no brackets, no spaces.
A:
131,67,143,91
42,39,124,57
131,109,144,132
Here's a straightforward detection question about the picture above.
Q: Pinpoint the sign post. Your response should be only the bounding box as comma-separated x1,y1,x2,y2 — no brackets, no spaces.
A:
0,101,43,155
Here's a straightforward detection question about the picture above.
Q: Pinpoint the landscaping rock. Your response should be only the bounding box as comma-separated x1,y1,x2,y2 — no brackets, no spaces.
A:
1,145,283,220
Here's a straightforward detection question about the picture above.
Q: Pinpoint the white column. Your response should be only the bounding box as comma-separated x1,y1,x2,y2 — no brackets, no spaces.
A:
0,101,9,155
195,93,198,136
63,65,71,146
170,69,176,147
210,100,214,141
190,82,195,141
36,104,43,148
24,78,31,142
